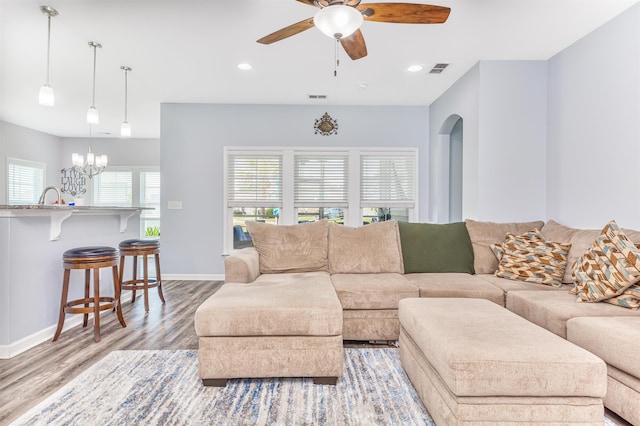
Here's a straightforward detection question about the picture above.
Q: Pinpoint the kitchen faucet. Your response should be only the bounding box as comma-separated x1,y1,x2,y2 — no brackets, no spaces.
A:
38,186,62,205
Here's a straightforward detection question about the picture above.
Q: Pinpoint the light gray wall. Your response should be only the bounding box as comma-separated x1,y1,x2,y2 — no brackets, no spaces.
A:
547,4,640,229
0,121,62,204
160,104,429,275
429,64,480,222
429,61,547,223
477,60,547,222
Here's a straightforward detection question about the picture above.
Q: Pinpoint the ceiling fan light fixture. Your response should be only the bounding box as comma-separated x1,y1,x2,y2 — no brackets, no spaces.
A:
314,5,363,39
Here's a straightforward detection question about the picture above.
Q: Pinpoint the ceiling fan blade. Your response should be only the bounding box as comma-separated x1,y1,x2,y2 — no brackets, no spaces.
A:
257,17,315,44
340,29,368,60
296,0,320,7
358,3,450,24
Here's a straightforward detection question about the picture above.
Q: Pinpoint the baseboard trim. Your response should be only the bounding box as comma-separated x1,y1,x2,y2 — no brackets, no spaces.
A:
0,316,85,359
163,274,224,281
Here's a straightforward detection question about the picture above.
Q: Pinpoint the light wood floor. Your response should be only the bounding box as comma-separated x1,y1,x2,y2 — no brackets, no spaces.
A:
0,280,223,424
0,280,631,425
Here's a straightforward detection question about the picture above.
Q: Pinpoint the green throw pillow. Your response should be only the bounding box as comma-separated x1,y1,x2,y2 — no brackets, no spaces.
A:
398,221,475,274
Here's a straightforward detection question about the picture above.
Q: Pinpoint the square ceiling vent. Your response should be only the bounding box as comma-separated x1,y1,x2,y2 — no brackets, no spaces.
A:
429,63,450,74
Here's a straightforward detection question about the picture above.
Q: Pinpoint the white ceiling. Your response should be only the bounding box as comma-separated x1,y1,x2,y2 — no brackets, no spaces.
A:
1,0,638,139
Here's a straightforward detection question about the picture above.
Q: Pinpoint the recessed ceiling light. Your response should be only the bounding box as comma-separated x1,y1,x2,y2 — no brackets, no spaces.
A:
357,82,368,90
237,63,252,71
407,65,423,72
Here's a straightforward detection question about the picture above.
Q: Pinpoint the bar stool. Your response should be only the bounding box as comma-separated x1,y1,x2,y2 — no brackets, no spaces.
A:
118,239,165,312
53,246,126,343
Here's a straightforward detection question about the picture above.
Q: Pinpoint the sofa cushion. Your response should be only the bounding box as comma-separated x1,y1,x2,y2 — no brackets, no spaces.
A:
405,273,504,306
492,230,570,288
398,221,474,274
567,317,640,379
246,220,329,274
572,220,640,303
328,221,404,274
194,271,342,337
331,273,418,309
477,274,569,294
465,219,544,274
542,219,640,284
506,290,640,339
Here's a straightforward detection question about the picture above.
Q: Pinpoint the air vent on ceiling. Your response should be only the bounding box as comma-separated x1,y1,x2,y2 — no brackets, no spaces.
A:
429,63,450,74
308,94,327,100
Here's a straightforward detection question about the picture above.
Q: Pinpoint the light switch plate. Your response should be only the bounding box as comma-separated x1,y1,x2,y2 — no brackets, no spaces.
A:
168,201,182,210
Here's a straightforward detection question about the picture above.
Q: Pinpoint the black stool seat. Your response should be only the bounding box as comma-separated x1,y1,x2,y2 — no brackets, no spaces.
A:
119,239,160,249
64,246,119,258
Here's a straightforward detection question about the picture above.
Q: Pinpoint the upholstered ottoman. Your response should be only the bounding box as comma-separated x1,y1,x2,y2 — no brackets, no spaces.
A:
195,271,343,386
398,298,607,425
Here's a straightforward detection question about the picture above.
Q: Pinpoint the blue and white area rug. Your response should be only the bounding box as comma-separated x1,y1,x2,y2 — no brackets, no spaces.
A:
13,348,434,425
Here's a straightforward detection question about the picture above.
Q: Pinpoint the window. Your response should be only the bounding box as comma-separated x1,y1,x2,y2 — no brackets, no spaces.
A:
93,171,133,207
91,168,160,239
360,153,415,224
294,153,347,224
140,171,160,238
227,154,282,249
224,147,417,252
7,157,45,205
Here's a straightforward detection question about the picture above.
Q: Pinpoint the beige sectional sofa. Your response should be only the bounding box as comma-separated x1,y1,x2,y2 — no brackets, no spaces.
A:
195,218,640,425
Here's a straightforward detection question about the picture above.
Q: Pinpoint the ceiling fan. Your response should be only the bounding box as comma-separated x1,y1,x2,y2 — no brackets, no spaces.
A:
257,0,451,60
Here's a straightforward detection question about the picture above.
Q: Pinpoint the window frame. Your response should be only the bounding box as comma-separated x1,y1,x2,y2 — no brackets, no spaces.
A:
223,146,418,254
6,157,46,205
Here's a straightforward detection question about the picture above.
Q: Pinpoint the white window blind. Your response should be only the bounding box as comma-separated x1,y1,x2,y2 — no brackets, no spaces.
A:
7,158,45,205
93,171,133,207
360,154,416,208
294,154,348,207
140,171,160,219
227,154,282,207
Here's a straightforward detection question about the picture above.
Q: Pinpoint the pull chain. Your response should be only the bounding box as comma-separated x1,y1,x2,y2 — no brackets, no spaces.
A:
334,39,340,77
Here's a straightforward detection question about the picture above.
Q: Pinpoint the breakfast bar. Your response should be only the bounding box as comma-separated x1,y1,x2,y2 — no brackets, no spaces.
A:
0,205,145,358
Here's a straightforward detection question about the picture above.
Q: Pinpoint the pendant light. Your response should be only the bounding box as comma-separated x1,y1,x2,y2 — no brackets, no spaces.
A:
86,41,102,125
39,6,58,106
120,66,132,137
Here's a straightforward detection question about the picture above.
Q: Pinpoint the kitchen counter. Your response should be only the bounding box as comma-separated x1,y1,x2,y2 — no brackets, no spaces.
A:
0,205,150,240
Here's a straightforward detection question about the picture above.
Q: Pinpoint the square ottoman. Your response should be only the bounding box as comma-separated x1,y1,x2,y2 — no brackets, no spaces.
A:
195,272,343,386
398,298,607,425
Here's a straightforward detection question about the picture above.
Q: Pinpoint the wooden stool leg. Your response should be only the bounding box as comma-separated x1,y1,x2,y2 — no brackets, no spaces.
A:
118,255,125,303
112,265,126,328
131,255,138,303
83,269,90,327
52,269,71,342
93,268,101,342
143,255,150,312
155,253,165,304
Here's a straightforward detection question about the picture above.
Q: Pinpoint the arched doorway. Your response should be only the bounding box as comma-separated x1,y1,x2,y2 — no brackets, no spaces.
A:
431,114,463,223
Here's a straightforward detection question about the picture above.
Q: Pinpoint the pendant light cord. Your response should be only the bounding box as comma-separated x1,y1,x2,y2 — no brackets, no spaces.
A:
124,70,128,121
45,14,51,86
91,44,97,108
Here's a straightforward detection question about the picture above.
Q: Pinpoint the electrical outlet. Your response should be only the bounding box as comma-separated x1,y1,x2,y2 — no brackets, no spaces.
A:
168,201,182,210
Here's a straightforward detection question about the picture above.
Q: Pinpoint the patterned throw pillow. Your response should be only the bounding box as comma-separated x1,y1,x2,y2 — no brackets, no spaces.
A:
572,220,640,305
491,229,545,262
490,229,571,287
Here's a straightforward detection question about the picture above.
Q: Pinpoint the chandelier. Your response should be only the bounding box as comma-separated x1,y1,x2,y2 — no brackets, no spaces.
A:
72,146,108,179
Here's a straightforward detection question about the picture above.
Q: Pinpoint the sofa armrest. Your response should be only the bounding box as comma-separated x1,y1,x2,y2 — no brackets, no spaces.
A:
225,247,260,283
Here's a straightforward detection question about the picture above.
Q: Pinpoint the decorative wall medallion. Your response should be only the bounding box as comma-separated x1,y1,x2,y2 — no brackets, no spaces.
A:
314,112,338,136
